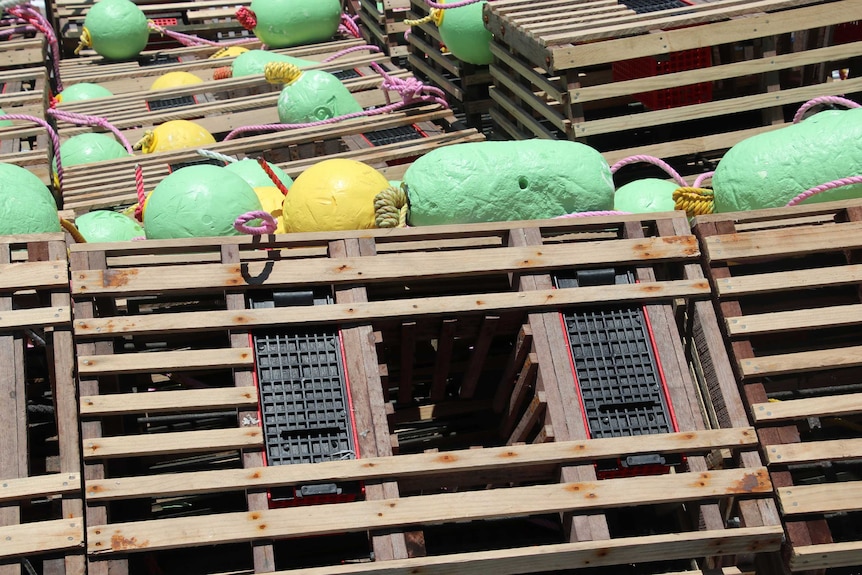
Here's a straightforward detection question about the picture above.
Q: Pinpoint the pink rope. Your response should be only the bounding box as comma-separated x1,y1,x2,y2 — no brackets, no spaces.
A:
693,171,714,188
224,61,447,140
610,154,687,188
134,164,145,221
793,95,861,124
7,5,63,91
338,13,361,38
322,44,382,62
234,210,278,234
785,175,862,207
0,113,63,190
555,210,631,218
0,24,34,37
148,20,256,47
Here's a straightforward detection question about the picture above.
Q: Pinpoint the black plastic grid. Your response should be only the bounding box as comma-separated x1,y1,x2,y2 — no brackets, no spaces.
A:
139,54,181,66
363,124,424,147
332,69,362,80
619,0,689,12
168,157,226,172
557,271,673,439
146,95,196,111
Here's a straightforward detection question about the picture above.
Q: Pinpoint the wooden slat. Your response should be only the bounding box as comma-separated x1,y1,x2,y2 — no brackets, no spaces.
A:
82,427,263,459
704,221,862,262
790,540,862,570
0,473,80,503
726,303,862,337
0,305,70,330
716,263,862,297
766,438,862,466
70,236,699,295
739,345,862,379
80,387,260,416
77,347,253,375
255,527,782,575
0,260,67,291
779,481,862,516
84,427,758,500
73,279,709,337
751,393,862,423
0,518,84,558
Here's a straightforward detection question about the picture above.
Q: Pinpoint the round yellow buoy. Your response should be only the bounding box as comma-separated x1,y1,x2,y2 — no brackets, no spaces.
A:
209,46,249,59
134,120,216,154
149,71,204,90
254,186,286,234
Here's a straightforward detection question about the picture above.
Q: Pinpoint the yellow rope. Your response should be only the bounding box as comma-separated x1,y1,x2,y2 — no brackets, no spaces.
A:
673,186,714,218
74,27,91,56
60,218,87,243
264,61,302,85
374,185,408,228
404,7,443,27
133,130,155,153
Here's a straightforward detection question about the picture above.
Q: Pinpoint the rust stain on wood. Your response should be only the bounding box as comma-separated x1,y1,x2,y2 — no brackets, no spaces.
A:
103,268,138,288
729,470,770,494
111,533,148,550
498,450,519,458
436,454,458,463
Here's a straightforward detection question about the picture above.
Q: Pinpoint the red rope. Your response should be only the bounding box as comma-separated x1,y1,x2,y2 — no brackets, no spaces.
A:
236,6,257,30
134,164,146,221
257,157,290,196
212,66,232,80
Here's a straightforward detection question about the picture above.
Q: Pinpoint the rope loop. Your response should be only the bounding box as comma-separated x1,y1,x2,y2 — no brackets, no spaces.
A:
73,26,91,55
338,12,361,38
673,187,714,218
793,95,861,124
371,61,447,107
265,61,302,85
235,6,257,30
234,210,278,235
374,185,408,228
693,171,714,189
60,218,87,243
610,154,687,187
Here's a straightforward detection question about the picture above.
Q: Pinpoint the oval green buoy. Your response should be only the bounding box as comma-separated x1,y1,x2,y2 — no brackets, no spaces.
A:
0,163,60,234
75,210,144,242
437,0,493,66
231,50,318,78
56,83,113,103
248,0,341,48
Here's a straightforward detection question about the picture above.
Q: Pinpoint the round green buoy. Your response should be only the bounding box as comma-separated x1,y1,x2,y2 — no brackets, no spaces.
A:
0,163,60,234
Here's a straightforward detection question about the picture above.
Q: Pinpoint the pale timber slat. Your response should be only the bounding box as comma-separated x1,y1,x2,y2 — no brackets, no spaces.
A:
0,260,68,291
765,438,862,465
0,518,84,558
85,427,757,500
77,347,253,375
82,427,263,459
87,467,770,552
259,527,782,575
779,482,862,516
0,473,81,502
716,264,862,297
790,540,862,570
73,279,710,337
80,387,260,416
0,306,70,330
751,393,862,423
704,221,862,262
726,304,862,337
71,236,699,295
739,346,862,379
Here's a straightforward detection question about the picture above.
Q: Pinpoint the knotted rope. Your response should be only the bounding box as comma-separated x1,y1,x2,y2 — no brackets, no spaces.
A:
374,185,408,227
338,13,361,38
235,6,256,30
234,210,278,234
673,187,714,217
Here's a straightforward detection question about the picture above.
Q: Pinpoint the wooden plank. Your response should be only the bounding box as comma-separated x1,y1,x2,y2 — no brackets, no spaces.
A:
429,319,457,402
87,467,771,553
0,306,70,331
508,392,546,444
716,263,862,297
0,473,80,503
460,315,500,399
726,303,862,337
74,279,709,337
790,540,862,570
77,347,253,375
0,518,84,558
0,260,67,291
766,438,862,466
252,527,783,575
751,393,862,423
397,321,417,405
705,221,862,262
777,481,862,515
739,345,862,379
82,427,263,459
71,236,699,295
80,387,260,416
84,427,758,501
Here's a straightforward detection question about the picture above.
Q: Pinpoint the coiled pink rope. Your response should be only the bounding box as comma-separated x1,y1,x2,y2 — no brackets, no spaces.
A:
793,95,862,124
322,44,382,62
338,13,361,38
0,113,63,190
234,210,278,234
610,154,688,187
693,171,713,188
785,175,862,207
148,19,256,47
6,3,64,91
224,61,447,140
46,107,146,219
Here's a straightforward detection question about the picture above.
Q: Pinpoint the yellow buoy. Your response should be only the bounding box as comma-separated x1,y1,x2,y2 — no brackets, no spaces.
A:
209,46,249,59
254,186,286,234
134,120,216,154
149,71,204,90
283,159,389,233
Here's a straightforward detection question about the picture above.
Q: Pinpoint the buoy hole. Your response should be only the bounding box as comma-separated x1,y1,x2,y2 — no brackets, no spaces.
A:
518,176,529,190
